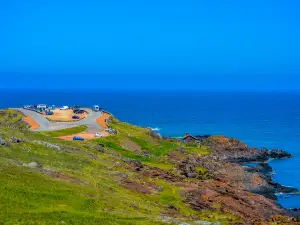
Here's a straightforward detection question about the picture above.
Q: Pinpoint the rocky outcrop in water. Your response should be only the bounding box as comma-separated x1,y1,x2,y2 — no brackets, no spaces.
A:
199,136,291,163
196,136,296,199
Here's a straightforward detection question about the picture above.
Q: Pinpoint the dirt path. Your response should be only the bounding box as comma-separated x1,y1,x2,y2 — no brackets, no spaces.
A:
123,138,141,151
96,112,111,128
23,115,40,130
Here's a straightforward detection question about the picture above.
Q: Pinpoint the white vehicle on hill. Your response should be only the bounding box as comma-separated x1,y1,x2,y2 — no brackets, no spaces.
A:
60,106,69,110
94,132,104,137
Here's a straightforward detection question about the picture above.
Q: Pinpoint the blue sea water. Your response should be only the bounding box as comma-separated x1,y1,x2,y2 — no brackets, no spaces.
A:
1,90,300,208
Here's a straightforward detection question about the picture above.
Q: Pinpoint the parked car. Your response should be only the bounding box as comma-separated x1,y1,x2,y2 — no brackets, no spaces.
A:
60,106,69,110
73,136,84,141
73,109,86,114
45,111,54,115
105,128,116,134
94,132,104,137
72,115,80,119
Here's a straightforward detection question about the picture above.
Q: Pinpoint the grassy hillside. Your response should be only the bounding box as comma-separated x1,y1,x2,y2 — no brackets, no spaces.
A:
41,125,88,137
0,110,239,225
0,109,28,128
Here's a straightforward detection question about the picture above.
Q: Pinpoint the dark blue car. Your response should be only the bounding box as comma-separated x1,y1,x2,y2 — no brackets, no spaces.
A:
73,109,85,114
45,111,54,115
72,115,80,119
73,136,84,141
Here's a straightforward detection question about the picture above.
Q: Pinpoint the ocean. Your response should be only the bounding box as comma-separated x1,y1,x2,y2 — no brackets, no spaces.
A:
1,90,300,208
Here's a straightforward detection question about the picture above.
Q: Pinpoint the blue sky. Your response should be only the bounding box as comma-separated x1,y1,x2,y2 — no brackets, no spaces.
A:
1,0,300,90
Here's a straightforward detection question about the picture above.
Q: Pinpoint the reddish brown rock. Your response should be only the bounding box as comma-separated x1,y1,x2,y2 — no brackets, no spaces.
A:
119,177,152,194
183,179,285,224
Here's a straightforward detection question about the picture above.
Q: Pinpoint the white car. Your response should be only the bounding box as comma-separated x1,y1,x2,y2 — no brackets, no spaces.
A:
94,132,104,137
60,106,69,110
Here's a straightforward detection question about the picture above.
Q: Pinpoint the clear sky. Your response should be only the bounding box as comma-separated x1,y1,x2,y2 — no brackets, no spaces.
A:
1,0,300,91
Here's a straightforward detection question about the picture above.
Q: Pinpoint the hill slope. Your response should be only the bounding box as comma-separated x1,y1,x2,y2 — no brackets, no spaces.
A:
0,109,297,225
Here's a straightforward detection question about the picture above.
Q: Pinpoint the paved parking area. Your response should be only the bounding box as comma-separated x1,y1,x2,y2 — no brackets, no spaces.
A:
16,108,103,132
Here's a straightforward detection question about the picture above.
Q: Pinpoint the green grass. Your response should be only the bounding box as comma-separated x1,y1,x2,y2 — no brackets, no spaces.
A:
0,109,27,128
0,129,167,224
108,118,209,157
155,180,192,216
0,124,168,224
129,137,179,156
92,118,210,173
196,167,212,180
144,161,175,171
42,126,88,137
109,119,148,138
0,110,241,225
0,161,166,225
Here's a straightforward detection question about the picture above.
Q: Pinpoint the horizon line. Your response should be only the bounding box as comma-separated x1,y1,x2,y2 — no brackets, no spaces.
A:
0,88,300,93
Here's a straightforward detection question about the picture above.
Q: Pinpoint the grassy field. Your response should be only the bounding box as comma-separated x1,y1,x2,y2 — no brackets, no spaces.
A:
0,110,239,225
0,109,27,128
41,125,88,137
104,118,208,156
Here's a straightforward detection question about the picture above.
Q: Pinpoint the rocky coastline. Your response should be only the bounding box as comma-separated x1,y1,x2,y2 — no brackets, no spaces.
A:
173,135,300,223
200,136,297,199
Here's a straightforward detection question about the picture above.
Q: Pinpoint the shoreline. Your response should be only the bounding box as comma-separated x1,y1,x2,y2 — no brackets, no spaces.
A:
175,134,300,214
176,133,300,211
